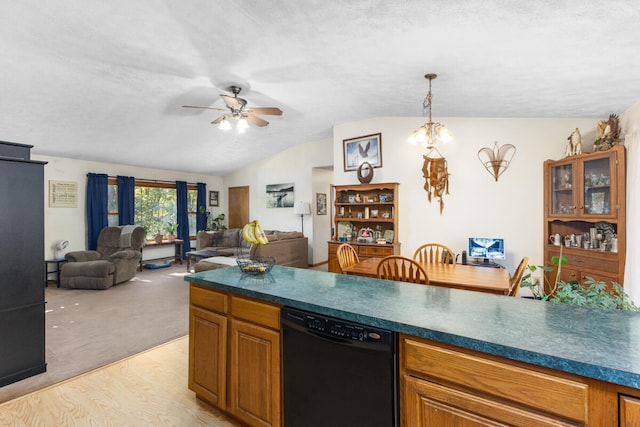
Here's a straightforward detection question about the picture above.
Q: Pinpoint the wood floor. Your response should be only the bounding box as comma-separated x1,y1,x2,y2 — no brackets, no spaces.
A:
0,336,243,427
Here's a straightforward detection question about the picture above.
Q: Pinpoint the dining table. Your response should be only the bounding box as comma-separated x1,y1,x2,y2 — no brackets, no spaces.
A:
342,257,511,295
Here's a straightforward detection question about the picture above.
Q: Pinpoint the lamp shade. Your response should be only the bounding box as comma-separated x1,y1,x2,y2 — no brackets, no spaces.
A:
293,201,311,215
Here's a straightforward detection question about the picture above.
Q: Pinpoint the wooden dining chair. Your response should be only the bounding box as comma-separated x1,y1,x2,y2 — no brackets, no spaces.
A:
336,243,359,274
413,243,455,264
509,256,529,297
377,255,429,284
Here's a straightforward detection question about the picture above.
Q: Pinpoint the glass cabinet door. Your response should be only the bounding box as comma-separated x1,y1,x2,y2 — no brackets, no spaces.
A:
550,162,576,215
582,156,613,217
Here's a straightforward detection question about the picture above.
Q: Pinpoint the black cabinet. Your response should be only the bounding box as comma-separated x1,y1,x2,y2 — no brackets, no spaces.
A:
0,141,47,387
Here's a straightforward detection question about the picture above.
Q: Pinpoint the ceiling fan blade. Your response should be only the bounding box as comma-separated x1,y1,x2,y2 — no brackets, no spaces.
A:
220,94,247,110
245,114,269,127
211,115,229,125
182,105,227,111
246,107,283,116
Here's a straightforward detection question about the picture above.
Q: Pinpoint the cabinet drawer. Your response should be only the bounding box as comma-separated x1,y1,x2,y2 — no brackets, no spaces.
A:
231,295,280,330
190,284,228,314
401,335,588,423
327,242,341,254
359,245,393,256
549,250,618,274
620,394,640,427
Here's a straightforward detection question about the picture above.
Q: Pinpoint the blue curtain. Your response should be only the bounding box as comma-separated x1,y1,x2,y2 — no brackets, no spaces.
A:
196,183,207,232
86,173,108,250
117,175,135,225
176,181,190,258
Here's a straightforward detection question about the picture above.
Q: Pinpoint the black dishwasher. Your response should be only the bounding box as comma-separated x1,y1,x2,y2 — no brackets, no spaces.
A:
281,306,397,426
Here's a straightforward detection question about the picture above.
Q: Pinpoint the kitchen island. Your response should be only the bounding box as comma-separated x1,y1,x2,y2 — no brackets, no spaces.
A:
186,265,640,426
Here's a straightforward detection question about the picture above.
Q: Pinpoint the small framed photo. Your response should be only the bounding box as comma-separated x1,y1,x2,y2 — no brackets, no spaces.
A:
343,133,382,172
316,193,327,215
209,191,219,207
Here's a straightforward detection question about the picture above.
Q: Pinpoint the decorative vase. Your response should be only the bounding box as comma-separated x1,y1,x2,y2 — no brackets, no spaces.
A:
155,233,163,244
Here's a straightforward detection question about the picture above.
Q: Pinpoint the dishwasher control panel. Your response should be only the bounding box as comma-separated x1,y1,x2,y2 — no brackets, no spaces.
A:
282,306,391,344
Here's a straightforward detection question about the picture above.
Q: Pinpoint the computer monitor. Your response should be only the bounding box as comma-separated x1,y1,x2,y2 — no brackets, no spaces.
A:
468,237,505,266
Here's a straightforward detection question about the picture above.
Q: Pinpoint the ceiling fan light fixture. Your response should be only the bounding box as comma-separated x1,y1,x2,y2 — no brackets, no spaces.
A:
219,117,232,130
237,117,249,131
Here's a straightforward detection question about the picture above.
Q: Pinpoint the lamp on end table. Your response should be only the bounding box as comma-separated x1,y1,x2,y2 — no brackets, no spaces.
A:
293,201,311,234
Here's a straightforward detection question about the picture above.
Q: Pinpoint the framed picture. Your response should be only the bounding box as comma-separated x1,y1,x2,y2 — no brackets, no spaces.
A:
316,193,327,215
266,183,294,208
209,191,219,207
343,133,382,172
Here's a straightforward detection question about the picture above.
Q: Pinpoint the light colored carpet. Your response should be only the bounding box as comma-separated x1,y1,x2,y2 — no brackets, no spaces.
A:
0,263,191,403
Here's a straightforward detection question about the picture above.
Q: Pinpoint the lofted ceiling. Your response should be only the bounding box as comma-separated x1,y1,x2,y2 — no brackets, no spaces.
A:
1,1,639,175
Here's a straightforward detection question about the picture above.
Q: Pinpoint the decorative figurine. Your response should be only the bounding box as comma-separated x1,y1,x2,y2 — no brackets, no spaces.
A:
594,114,621,151
564,128,582,157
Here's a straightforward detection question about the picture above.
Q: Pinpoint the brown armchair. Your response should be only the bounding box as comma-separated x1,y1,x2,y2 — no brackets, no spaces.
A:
60,226,145,290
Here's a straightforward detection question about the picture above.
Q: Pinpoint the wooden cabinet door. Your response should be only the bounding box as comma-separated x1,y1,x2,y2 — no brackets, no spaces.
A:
620,394,640,427
189,306,227,409
229,319,281,427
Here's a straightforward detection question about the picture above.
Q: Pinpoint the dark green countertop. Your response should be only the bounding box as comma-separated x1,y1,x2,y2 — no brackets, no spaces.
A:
186,265,640,389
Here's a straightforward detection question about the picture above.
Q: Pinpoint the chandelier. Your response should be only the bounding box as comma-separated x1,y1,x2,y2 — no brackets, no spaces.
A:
408,73,452,148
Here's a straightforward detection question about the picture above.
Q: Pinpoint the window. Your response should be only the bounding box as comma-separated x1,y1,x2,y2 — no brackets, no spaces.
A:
108,179,198,240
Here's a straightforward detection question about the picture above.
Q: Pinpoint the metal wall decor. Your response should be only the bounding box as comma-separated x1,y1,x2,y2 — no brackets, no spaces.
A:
422,147,449,214
477,141,516,181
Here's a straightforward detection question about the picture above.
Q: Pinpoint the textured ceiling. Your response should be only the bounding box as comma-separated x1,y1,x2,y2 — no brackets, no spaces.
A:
1,1,639,175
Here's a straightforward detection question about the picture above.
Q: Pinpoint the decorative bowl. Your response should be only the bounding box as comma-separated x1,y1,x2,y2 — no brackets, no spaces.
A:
236,256,275,275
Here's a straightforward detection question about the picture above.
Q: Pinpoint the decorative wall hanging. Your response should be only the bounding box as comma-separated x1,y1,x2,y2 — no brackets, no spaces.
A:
266,183,294,208
477,141,516,181
343,133,382,171
594,113,621,151
422,147,449,214
316,193,327,215
357,161,374,184
563,128,582,157
208,190,219,207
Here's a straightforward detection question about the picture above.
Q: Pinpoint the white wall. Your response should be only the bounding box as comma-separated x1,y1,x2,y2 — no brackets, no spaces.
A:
333,117,599,273
33,154,223,259
223,138,333,264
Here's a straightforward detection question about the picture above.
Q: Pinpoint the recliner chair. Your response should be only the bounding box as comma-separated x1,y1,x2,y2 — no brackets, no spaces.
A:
60,225,145,290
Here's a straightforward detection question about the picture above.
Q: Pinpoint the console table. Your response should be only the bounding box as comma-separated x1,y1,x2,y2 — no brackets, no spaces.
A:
141,239,184,270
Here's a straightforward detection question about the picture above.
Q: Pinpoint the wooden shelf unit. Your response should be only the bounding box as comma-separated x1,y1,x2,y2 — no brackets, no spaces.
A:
543,145,626,287
328,182,400,273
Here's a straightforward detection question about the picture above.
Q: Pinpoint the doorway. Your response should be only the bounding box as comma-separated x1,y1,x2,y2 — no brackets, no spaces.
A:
228,186,249,229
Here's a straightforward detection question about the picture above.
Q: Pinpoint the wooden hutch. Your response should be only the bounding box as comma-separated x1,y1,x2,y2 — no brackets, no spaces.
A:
327,182,400,273
543,145,626,287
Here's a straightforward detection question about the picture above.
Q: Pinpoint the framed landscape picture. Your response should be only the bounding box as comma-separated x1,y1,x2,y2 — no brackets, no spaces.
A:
266,183,294,208
343,133,382,171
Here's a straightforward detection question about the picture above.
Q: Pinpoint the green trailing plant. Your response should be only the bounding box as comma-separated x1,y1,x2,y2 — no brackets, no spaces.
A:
521,246,638,311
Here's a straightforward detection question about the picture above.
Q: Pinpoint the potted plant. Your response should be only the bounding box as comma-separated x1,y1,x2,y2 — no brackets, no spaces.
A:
165,222,178,241
521,247,638,311
210,213,226,231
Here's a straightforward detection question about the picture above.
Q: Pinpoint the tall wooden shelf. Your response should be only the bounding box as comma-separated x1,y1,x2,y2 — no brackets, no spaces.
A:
327,182,400,273
543,145,626,286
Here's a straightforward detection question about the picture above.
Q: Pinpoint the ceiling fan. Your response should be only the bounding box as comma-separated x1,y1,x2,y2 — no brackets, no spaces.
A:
182,86,282,130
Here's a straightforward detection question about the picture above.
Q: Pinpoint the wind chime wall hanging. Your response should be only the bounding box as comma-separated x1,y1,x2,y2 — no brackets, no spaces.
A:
409,73,452,214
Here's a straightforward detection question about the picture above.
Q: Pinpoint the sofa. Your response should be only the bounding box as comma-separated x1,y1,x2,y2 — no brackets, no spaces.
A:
194,228,308,272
